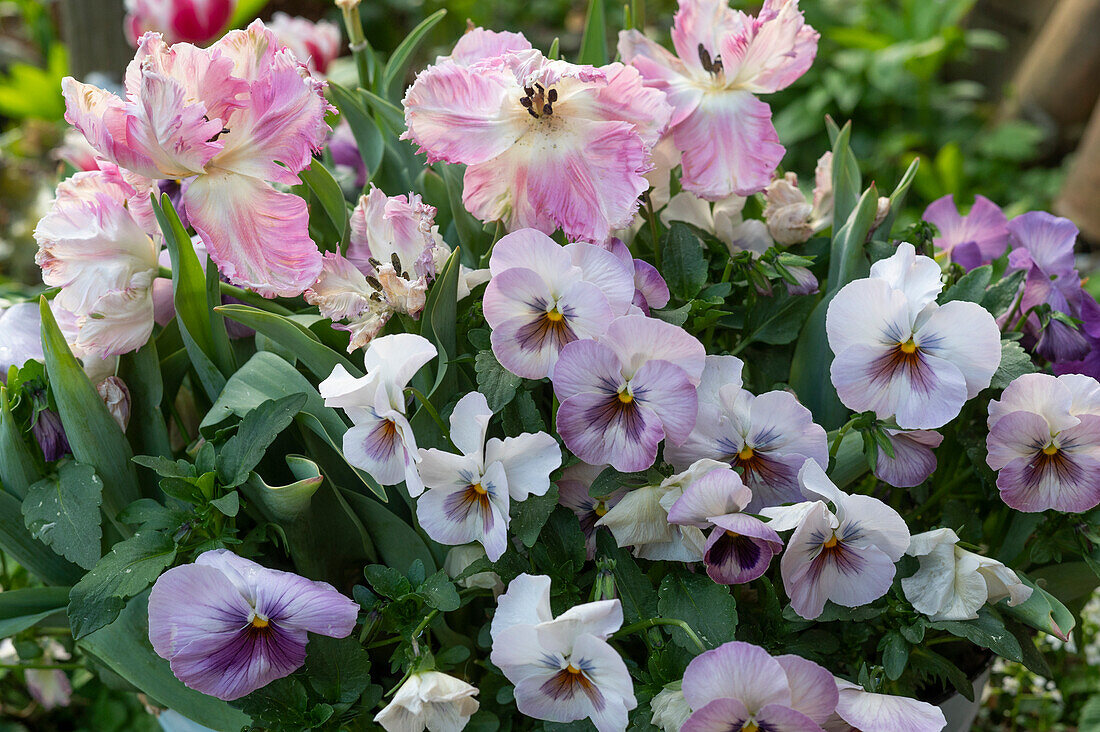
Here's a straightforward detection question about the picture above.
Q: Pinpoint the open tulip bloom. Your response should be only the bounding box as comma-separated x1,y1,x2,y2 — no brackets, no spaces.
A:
10,1,1100,730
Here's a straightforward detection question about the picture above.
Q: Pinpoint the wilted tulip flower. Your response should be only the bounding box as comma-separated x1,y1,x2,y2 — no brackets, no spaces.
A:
96,376,131,432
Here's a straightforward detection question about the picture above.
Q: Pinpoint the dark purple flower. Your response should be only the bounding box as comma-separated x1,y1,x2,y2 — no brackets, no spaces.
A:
148,549,358,700
923,194,1009,270
32,406,70,462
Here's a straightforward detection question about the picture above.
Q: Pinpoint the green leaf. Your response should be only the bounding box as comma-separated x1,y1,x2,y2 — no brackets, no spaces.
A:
154,195,232,401
217,394,309,488
661,224,708,300
381,9,448,98
875,156,919,238
511,487,560,548
39,298,140,518
217,304,360,381
329,83,384,178
595,531,657,624
68,529,176,639
658,569,737,650
0,384,38,499
439,164,486,257
475,350,521,412
209,491,240,517
242,455,324,522
929,608,1023,663
908,646,974,701
303,636,372,705
941,265,992,304
365,564,413,599
232,677,309,729
23,461,103,570
132,456,194,479
879,631,909,680
300,159,349,244
0,586,70,637
577,0,608,65
340,487,436,573
227,0,268,28
80,593,251,731
991,339,1038,390
118,340,172,460
418,570,461,612
983,269,1026,318
0,491,83,586
829,122,862,240
742,294,817,347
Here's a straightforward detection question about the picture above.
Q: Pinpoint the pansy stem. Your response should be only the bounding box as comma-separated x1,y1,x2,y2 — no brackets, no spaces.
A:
404,387,453,447
612,618,707,654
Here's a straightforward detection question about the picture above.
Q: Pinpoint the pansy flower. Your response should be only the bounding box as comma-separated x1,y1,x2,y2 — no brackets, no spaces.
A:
922,194,1009,270
320,334,438,495
557,462,628,558
490,574,636,731
553,315,705,471
620,0,818,199
484,229,634,379
64,22,331,297
680,641,838,732
667,355,828,509
666,465,784,584
986,372,1100,512
417,391,561,560
873,429,943,488
403,43,671,242
148,549,358,700
375,671,480,732
827,678,946,732
762,460,910,620
826,242,1001,429
605,238,670,314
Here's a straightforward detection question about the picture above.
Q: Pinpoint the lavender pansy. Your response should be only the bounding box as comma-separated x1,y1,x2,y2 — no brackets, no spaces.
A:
666,465,783,584
0,302,43,381
680,640,838,732
557,462,628,558
553,315,705,472
490,574,636,731
873,429,943,488
923,194,1009,270
762,460,910,620
667,355,828,509
417,391,561,560
148,549,358,701
826,242,1001,429
986,372,1100,512
605,238,670,314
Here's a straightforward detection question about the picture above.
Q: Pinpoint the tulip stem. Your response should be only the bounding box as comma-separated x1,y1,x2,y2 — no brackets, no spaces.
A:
612,618,707,654
0,662,83,670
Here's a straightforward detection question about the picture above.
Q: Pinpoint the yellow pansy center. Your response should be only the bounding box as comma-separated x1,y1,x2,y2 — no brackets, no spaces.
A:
566,664,582,675
737,445,755,461
899,339,918,354
546,308,564,322
618,390,633,404
823,534,839,549
1042,444,1059,456
472,482,488,495
250,615,270,629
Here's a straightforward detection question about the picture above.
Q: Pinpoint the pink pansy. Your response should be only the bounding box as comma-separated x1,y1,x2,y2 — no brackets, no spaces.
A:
124,0,235,46
416,391,561,560
403,46,671,242
553,315,706,472
681,641,838,732
268,12,342,76
319,334,438,496
762,460,910,620
34,166,159,358
986,372,1100,512
826,242,1001,429
923,194,1009,271
874,429,943,488
557,462,627,558
666,466,783,584
619,0,818,200
826,678,946,732
484,229,634,379
667,355,828,509
63,22,330,297
435,27,533,67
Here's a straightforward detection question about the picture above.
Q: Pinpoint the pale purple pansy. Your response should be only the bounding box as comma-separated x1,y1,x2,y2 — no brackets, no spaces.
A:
320,334,438,496
553,315,706,472
666,465,784,584
489,574,636,731
619,0,819,200
268,12,342,76
64,22,331,297
826,678,946,732
416,391,561,560
680,640,838,732
147,549,358,701
873,429,943,488
826,242,1001,429
483,229,635,379
667,355,828,509
34,166,159,358
923,194,1009,270
605,238,671,314
403,42,672,242
902,528,1031,622
557,462,628,558
986,372,1100,512
762,461,910,620
0,302,44,381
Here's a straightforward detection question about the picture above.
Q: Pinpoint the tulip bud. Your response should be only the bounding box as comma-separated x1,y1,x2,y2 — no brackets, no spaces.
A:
97,376,132,432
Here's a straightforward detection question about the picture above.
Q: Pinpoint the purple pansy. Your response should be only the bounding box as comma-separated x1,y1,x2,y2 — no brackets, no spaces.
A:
605,238,671,314
923,194,1009,270
873,429,943,488
666,466,783,584
667,355,828,509
553,315,705,472
986,372,1100,512
148,549,358,701
557,462,627,558
680,640,838,732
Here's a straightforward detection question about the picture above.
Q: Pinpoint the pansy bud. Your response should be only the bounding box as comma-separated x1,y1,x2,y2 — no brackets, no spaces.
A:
32,407,70,463
97,376,131,432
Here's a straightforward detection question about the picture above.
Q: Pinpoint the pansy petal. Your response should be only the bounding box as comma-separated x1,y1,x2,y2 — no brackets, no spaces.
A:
148,563,253,660
868,242,943,314
601,315,706,384
631,358,700,445
486,431,562,501
449,391,493,459
682,698,752,732
681,640,791,711
833,681,946,732
775,654,838,725
916,300,1001,398
557,391,665,472
825,278,913,354
490,573,553,638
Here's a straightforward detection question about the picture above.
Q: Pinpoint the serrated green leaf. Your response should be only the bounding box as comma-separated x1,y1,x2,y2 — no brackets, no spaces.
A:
941,265,992,304
365,564,413,599
991,339,1038,390
983,269,1026,317
658,569,737,650
0,491,83,586
595,531,657,624
303,636,372,705
231,676,310,729
209,491,240,517
217,394,309,488
23,461,103,570
511,487,560,548
880,631,909,680
418,570,461,612
475,350,521,412
929,608,1023,663
68,529,176,639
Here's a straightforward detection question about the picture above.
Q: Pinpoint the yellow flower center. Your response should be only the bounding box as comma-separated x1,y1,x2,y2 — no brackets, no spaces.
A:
472,482,488,495
737,445,755,461
823,534,839,549
566,664,583,675
726,530,740,539
1042,444,1059,456
546,308,564,322
618,390,633,404
250,615,270,629
899,339,918,354
594,502,608,517
742,723,759,732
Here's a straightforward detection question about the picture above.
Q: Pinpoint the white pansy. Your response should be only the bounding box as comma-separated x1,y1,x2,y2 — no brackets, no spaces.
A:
374,671,480,732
